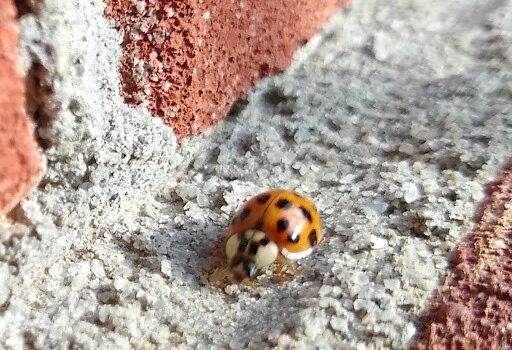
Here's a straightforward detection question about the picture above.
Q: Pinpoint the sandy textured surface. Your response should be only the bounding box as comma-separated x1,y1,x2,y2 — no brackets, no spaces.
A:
0,0,511,349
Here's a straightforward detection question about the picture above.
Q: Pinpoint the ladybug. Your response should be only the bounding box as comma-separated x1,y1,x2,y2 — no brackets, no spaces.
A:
225,189,322,280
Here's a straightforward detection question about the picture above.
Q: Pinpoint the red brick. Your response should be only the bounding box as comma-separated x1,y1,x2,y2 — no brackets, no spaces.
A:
0,0,41,215
105,0,349,140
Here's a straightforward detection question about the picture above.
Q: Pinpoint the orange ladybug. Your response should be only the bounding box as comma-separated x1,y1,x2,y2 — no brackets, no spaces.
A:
225,189,322,280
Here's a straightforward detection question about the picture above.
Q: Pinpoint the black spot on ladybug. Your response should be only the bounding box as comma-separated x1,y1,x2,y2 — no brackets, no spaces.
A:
308,229,318,246
260,237,270,246
276,199,292,209
254,219,264,230
248,242,259,255
300,207,313,222
288,231,300,243
240,208,251,220
257,193,271,204
277,218,289,232
238,235,249,252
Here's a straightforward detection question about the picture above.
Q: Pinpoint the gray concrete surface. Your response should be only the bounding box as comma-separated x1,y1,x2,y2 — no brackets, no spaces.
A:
1,0,511,349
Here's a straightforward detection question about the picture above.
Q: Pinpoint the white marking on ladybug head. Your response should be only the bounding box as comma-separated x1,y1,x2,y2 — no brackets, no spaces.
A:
280,247,313,260
225,230,279,280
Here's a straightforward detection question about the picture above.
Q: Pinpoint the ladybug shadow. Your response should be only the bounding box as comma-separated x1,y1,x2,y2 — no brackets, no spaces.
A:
107,217,225,291
145,218,228,288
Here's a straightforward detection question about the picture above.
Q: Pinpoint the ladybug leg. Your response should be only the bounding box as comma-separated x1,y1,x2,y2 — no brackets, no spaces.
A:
275,255,289,282
288,260,301,277
275,255,302,283
242,277,256,288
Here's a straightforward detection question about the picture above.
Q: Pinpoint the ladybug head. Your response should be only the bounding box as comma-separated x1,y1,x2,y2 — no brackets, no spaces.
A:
225,229,279,280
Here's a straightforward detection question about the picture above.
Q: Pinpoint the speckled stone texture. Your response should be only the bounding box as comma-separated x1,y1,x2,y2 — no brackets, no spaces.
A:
411,163,512,349
104,0,348,139
1,0,511,349
0,0,40,215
